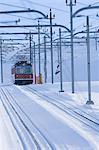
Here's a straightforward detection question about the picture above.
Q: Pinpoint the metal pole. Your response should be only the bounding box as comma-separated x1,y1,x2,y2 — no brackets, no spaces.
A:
29,32,32,63
57,43,60,64
33,42,36,84
0,38,3,83
38,20,41,83
95,37,97,51
59,28,64,92
44,36,47,83
70,0,74,93
50,9,54,84
86,16,94,105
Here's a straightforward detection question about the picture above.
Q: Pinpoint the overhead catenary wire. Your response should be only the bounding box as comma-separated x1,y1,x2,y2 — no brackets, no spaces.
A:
89,2,99,6
19,0,39,23
21,0,69,13
0,3,39,33
0,2,27,9
0,2,50,23
6,13,40,21
77,2,88,6
0,1,68,13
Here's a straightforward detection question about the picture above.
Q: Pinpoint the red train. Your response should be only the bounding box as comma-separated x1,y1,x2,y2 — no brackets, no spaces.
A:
11,61,33,85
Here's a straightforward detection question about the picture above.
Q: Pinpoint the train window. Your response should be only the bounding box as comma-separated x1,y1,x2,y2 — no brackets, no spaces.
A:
16,66,32,74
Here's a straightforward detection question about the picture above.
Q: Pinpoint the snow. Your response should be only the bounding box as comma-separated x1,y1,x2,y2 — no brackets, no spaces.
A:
0,80,99,149
0,0,99,149
0,97,23,150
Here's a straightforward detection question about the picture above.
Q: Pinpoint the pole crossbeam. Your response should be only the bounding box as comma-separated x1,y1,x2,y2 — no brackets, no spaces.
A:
74,31,99,36
0,9,48,19
0,25,70,32
73,5,99,18
2,39,28,41
0,32,46,35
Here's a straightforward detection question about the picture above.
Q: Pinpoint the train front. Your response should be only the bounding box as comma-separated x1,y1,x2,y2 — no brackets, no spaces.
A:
12,61,33,85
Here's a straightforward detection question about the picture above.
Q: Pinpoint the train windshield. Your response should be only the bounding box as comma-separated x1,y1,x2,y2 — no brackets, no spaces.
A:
16,66,32,74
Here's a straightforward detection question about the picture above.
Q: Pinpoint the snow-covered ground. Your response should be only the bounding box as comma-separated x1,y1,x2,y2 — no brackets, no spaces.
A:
0,80,99,149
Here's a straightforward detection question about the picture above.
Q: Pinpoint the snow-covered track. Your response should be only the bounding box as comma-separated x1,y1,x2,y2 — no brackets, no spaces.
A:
32,89,99,125
0,87,53,150
24,86,99,133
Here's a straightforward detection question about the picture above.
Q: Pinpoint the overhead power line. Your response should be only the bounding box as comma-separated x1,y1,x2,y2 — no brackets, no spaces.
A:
90,2,99,6
0,1,68,13
0,2,27,9
22,0,69,13
7,12,37,21
77,2,88,6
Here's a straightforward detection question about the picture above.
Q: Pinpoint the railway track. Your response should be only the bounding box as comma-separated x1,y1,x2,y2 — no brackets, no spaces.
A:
31,88,99,125
22,86,99,133
0,87,53,150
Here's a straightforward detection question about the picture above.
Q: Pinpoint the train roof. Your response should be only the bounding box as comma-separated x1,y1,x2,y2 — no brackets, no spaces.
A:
14,61,32,66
